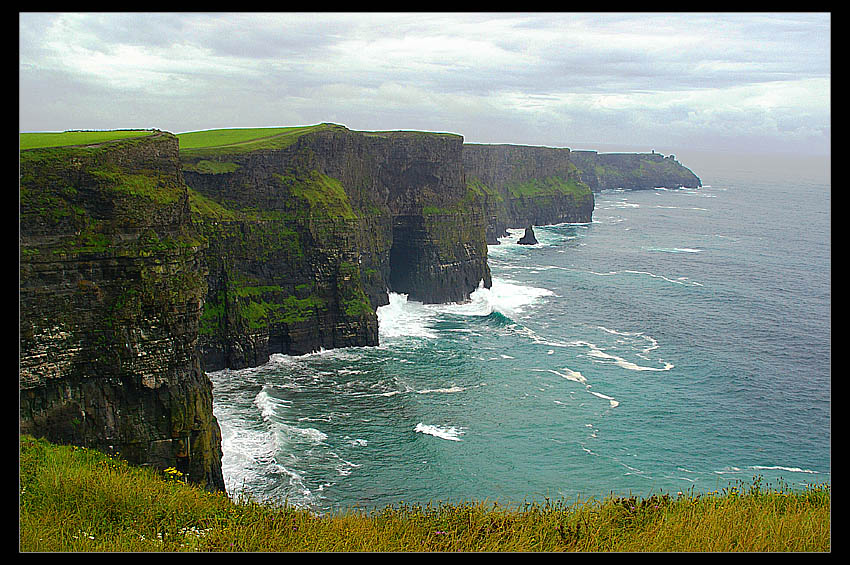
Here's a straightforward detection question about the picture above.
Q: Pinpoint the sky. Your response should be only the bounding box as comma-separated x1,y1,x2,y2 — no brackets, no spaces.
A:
19,12,831,158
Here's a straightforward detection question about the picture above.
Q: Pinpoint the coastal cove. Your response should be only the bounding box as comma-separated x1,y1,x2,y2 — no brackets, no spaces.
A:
210,150,830,513
19,127,828,514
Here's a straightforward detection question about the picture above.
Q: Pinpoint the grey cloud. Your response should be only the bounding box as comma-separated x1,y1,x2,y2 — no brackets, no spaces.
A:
18,12,830,155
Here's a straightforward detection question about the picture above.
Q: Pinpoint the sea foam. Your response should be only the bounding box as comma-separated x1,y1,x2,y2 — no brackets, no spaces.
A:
377,292,438,339
435,277,554,320
414,423,465,441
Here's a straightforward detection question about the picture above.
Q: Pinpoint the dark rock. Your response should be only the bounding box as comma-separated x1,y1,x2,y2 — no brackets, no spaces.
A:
517,225,538,245
20,123,702,496
462,143,595,240
180,125,493,371
569,150,702,191
20,132,225,492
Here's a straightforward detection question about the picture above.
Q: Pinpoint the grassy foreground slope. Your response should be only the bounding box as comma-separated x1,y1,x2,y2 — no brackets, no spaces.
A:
19,436,830,552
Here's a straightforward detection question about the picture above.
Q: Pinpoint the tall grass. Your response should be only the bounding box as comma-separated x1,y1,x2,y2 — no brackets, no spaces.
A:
19,435,830,552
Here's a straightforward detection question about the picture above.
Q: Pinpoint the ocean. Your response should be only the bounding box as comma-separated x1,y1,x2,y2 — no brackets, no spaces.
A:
209,150,831,514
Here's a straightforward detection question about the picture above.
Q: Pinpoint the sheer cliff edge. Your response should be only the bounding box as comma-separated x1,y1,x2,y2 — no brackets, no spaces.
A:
19,124,700,491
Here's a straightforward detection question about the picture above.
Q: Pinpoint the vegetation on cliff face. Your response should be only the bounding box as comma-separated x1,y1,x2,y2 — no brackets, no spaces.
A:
19,124,705,501
20,435,831,552
178,127,384,369
570,151,701,191
505,175,588,199
177,124,498,368
20,132,225,492
275,170,357,220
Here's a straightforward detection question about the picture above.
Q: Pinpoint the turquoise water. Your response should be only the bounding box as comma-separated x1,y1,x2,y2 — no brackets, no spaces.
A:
210,152,830,514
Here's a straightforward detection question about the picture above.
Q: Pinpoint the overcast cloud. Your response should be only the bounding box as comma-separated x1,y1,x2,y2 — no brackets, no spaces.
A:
19,12,831,156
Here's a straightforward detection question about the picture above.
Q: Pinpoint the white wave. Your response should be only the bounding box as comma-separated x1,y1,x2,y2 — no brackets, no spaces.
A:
218,423,277,489
609,201,640,208
530,367,619,408
331,453,362,477
588,269,703,287
566,338,673,372
709,465,820,477
254,388,291,422
750,465,820,475
714,466,742,475
652,205,708,211
414,422,465,442
532,367,588,385
434,277,553,320
587,348,674,371
377,292,438,339
588,389,620,408
263,463,318,509
277,422,328,444
648,247,703,254
595,326,659,355
417,385,467,394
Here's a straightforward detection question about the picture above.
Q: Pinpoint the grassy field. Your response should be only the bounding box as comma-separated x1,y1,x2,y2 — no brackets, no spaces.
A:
177,124,343,156
19,435,830,552
19,130,157,150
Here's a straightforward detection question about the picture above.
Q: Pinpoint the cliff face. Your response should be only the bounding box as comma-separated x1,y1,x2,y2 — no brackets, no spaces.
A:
180,125,492,371
20,124,701,492
364,131,492,304
462,143,595,243
569,150,702,192
19,132,225,491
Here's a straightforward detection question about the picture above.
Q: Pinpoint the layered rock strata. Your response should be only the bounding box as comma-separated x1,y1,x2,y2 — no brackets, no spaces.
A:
180,125,492,371
20,124,701,492
462,143,595,243
20,132,225,491
569,150,702,192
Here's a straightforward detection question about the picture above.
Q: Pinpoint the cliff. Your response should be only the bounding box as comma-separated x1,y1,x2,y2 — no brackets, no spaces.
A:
462,143,595,243
19,131,225,491
20,123,702,494
569,150,702,192
179,124,492,371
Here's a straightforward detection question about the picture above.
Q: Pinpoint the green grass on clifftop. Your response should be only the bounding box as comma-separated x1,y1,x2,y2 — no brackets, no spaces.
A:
19,436,830,552
20,130,157,150
177,124,345,157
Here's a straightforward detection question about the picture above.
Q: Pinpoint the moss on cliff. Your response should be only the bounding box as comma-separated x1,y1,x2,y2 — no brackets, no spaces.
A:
180,131,380,367
466,177,504,202
275,170,357,220
20,132,225,492
570,151,701,191
506,175,588,199
182,159,242,175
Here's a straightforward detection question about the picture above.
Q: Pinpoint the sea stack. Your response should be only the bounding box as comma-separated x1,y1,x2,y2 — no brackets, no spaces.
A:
517,225,538,245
